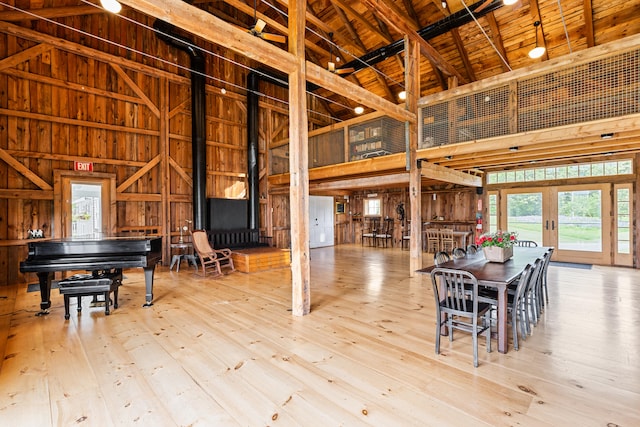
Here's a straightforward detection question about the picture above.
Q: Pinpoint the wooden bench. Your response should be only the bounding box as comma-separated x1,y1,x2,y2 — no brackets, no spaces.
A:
57,274,119,319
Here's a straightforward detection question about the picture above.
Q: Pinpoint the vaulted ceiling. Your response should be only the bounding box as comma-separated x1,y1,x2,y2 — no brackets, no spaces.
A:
1,0,638,124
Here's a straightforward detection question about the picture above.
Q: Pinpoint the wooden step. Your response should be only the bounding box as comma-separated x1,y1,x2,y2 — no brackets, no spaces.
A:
231,247,291,273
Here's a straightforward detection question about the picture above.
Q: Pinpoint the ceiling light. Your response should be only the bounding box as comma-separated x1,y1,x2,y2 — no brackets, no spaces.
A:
601,133,614,139
444,155,453,160
503,0,518,5
354,106,364,115
398,91,407,100
100,0,122,13
441,1,447,8
528,21,546,59
509,146,519,152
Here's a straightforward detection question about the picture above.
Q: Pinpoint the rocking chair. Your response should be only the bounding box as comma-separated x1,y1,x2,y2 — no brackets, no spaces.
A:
191,230,236,277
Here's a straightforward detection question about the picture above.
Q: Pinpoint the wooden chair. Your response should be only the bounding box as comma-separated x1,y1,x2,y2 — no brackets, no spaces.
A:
440,228,455,253
375,218,394,247
401,222,411,250
425,228,440,253
430,268,493,367
191,230,235,277
361,217,379,246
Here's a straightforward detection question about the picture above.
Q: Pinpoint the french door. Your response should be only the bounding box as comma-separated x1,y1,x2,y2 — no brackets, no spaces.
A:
492,183,630,265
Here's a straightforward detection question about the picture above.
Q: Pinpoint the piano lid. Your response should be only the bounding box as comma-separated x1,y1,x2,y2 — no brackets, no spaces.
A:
26,236,162,258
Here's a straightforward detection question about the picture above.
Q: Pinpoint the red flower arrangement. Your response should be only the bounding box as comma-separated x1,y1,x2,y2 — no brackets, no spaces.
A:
477,231,517,248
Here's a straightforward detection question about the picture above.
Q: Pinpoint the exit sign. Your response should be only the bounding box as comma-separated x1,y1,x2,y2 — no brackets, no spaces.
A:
74,161,93,172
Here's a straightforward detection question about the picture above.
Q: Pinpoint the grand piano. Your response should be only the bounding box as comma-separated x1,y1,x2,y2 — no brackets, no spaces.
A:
20,236,162,315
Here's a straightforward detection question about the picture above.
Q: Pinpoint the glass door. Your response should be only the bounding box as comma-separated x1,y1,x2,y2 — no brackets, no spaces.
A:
501,184,613,264
553,184,611,264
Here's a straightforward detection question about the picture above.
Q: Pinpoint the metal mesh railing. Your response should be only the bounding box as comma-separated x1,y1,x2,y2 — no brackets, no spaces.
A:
420,47,640,145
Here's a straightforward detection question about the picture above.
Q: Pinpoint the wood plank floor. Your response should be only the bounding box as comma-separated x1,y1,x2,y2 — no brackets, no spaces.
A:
1,244,639,426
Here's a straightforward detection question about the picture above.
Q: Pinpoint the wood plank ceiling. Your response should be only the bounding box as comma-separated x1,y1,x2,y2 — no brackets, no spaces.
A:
1,0,639,182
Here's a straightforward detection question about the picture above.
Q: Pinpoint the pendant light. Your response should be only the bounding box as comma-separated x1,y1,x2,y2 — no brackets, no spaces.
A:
528,21,546,59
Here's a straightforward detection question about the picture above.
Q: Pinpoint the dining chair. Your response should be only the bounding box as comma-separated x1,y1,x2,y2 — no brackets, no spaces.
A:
430,268,493,367
425,228,440,253
401,222,411,250
452,247,467,259
523,257,545,333
477,263,534,351
361,218,378,246
466,244,479,255
191,230,236,277
440,228,455,253
515,240,538,247
375,218,394,247
540,247,554,305
434,251,451,266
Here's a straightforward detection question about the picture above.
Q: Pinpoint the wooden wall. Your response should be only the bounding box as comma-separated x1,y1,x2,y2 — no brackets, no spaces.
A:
0,13,312,285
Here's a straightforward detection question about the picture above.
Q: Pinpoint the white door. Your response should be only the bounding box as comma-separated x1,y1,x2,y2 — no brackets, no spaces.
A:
309,196,335,248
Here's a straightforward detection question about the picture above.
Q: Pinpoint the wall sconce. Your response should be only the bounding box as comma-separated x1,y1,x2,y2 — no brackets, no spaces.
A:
528,21,546,59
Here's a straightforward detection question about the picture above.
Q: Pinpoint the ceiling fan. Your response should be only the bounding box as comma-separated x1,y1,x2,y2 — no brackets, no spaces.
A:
247,0,286,44
327,33,355,75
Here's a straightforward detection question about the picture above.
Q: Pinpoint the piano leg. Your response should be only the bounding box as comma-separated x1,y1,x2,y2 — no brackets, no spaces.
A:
36,271,53,316
143,265,155,307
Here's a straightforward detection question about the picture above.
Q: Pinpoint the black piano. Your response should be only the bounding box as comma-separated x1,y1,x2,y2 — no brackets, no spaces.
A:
20,236,162,315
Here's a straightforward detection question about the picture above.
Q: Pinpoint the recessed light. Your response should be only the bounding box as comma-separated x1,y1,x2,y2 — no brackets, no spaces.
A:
601,133,614,139
509,146,519,152
354,106,364,114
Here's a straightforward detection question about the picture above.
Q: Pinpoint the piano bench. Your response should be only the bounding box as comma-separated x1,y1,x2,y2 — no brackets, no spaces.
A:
57,275,118,320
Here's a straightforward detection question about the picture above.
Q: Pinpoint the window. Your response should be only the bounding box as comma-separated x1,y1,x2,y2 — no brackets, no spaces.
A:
364,198,381,216
487,159,632,184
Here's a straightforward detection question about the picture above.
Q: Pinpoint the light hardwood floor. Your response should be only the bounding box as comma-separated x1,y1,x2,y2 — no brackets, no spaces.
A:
1,244,639,426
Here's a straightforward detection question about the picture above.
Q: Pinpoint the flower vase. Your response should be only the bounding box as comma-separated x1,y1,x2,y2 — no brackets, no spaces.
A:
483,245,513,263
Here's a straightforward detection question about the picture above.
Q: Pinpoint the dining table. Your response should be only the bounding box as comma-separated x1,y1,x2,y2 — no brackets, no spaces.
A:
417,246,550,353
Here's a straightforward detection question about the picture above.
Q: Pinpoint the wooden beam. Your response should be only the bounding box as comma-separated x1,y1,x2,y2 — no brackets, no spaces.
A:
0,5,106,21
584,0,595,48
0,189,53,200
406,35,423,275
0,21,188,82
329,0,393,44
221,0,328,59
110,64,160,118
484,13,510,72
359,0,466,83
419,161,482,187
0,147,52,191
118,0,297,73
310,173,410,191
305,62,414,123
0,108,160,137
0,44,50,71
169,157,194,188
288,0,310,317
116,155,161,193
